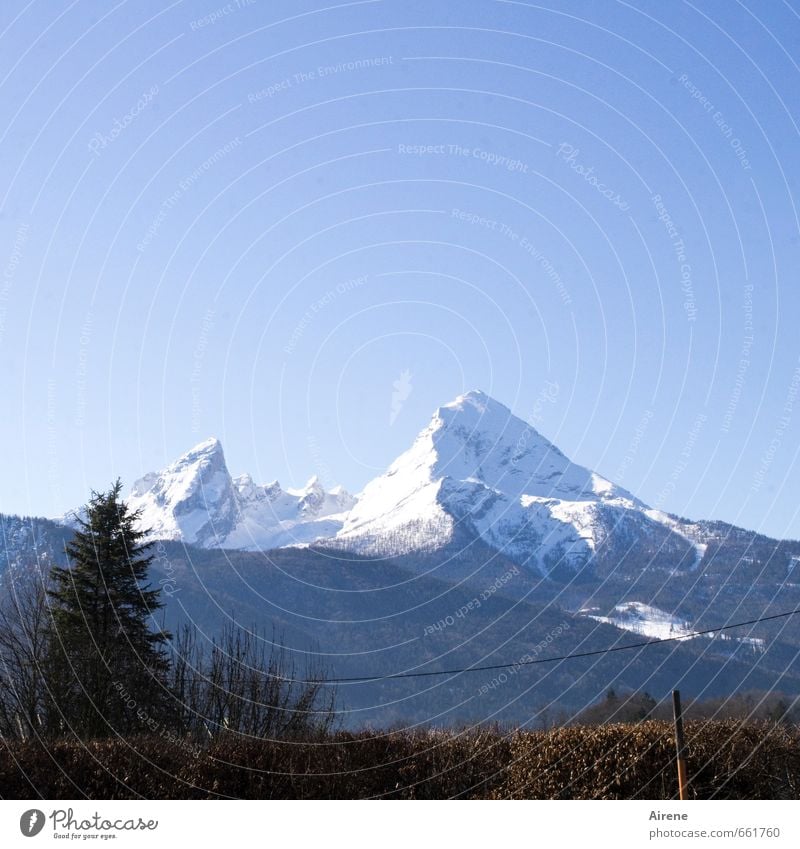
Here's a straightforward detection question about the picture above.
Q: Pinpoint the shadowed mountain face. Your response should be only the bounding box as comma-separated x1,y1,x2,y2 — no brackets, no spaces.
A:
4,525,797,728
141,543,800,728
2,389,799,727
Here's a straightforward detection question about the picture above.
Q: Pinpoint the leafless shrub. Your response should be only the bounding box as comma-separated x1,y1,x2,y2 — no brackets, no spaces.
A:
167,624,336,742
0,567,50,740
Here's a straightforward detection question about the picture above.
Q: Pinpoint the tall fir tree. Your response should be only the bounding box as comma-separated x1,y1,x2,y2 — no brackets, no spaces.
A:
46,480,170,738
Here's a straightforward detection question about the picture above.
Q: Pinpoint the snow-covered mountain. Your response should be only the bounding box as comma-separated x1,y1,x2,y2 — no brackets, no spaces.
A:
331,390,697,577
88,390,712,578
124,437,355,550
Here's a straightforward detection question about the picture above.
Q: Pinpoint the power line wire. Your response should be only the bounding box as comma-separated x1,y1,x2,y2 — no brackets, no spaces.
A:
324,608,800,684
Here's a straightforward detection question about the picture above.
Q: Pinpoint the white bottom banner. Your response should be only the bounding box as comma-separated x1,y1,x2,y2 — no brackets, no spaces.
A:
1,800,797,848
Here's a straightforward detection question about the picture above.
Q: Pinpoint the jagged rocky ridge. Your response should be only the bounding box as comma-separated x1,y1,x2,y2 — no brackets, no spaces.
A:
119,437,356,550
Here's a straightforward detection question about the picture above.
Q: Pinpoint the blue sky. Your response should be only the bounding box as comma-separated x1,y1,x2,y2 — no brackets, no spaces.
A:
1,0,799,539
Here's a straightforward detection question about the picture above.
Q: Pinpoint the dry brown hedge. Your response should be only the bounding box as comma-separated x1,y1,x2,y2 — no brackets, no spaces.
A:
501,720,800,799
1,721,797,799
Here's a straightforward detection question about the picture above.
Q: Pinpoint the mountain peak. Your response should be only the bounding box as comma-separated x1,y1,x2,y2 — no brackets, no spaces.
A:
440,388,508,417
181,436,224,460
128,436,238,546
336,387,642,564
130,438,227,501
304,475,322,491
445,388,490,407
434,389,522,444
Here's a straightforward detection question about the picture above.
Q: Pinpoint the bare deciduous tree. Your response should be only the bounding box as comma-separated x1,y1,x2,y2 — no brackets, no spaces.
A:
168,623,337,741
0,565,50,739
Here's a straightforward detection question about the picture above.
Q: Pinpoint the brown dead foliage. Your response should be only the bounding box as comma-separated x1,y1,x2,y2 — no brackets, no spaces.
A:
501,720,800,799
1,721,797,799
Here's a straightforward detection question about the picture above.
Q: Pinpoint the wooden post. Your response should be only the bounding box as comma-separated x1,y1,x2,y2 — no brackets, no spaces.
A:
672,689,689,800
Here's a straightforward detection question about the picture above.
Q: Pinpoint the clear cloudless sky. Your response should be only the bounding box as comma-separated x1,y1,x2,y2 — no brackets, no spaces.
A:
1,0,800,539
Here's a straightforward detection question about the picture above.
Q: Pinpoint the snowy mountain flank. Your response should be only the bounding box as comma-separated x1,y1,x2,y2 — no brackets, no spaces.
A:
106,390,710,580
334,390,647,567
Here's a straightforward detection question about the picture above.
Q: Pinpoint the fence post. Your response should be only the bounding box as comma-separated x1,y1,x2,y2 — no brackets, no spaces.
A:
672,689,689,800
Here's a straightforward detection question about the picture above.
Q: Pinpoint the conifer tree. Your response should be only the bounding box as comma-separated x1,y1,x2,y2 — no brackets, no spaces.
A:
45,481,170,738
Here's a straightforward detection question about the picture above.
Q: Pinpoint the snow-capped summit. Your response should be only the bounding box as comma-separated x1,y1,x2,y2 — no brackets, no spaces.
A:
126,438,355,550
333,389,684,575
128,437,238,547
421,389,637,503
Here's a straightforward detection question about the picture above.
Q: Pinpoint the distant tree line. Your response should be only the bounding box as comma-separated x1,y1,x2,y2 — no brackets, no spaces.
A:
0,482,335,743
574,687,799,727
